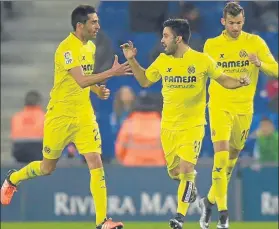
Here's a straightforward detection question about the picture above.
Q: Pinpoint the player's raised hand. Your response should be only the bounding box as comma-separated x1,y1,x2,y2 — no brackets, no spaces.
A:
97,85,110,100
110,55,133,76
248,53,261,67
120,41,137,60
239,74,251,86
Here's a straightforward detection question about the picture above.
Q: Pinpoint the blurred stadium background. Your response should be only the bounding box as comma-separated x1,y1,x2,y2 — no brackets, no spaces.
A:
1,1,278,228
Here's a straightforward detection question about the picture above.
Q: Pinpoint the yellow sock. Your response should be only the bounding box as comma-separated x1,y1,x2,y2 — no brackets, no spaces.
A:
207,185,216,205
227,158,238,183
9,161,43,185
90,168,107,226
177,172,196,216
207,157,238,205
212,151,229,211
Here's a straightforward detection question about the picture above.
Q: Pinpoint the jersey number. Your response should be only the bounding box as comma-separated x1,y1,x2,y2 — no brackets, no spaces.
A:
93,129,100,141
194,141,201,153
241,129,250,141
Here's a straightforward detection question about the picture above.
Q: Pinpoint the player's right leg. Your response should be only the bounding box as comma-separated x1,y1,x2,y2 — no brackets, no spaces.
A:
199,109,232,229
1,114,73,205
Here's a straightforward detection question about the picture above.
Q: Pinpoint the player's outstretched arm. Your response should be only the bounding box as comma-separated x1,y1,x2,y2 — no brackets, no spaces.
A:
121,41,154,88
207,54,250,89
69,55,132,88
215,73,250,89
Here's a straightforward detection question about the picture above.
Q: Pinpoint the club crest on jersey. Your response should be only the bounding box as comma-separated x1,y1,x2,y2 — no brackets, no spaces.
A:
239,50,248,58
187,65,195,74
44,146,51,154
64,51,73,64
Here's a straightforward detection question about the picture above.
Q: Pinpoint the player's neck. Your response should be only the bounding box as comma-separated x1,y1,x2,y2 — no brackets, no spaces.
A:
224,30,241,40
73,32,88,44
173,45,189,58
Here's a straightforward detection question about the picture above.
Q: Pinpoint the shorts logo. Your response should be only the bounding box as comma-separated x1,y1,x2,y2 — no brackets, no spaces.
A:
64,51,73,64
44,146,51,154
187,65,195,74
239,50,248,58
212,129,216,137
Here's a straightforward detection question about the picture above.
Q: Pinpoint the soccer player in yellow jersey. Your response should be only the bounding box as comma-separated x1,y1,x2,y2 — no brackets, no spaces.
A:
199,2,278,229
121,18,250,229
1,5,132,229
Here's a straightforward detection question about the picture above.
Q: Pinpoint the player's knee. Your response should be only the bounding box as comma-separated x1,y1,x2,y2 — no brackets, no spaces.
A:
41,157,58,175
41,163,56,175
229,146,241,159
168,167,180,180
84,152,103,170
213,140,230,152
180,160,195,174
41,166,56,175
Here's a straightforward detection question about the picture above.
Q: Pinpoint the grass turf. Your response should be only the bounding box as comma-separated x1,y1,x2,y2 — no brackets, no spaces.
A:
1,222,278,229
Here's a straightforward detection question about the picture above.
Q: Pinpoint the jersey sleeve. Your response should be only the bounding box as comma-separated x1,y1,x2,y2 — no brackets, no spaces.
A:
145,54,162,82
256,36,278,78
205,54,223,79
57,44,81,71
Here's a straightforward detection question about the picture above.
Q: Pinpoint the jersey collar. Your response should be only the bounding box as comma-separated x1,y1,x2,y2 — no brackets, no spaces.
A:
170,47,192,59
183,47,192,58
221,30,244,42
69,32,85,46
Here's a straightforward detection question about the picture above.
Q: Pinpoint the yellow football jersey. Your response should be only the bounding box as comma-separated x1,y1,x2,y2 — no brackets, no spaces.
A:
47,33,96,116
145,48,223,130
205,30,278,114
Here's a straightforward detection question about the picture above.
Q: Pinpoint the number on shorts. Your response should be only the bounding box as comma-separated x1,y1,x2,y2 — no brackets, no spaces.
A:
241,129,250,141
194,141,201,153
93,129,100,141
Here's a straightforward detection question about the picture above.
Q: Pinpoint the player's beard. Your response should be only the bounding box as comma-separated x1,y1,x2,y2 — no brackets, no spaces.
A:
83,29,95,41
165,42,178,55
226,27,241,39
229,31,240,38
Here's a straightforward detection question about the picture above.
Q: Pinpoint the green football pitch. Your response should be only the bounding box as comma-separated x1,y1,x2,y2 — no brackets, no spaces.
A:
1,222,278,229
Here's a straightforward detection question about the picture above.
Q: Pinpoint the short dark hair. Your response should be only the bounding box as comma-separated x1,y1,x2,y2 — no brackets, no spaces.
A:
71,5,96,30
223,2,244,18
25,91,41,106
163,18,191,44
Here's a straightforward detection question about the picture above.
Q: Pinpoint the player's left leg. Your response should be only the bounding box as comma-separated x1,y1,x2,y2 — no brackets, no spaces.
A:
83,153,123,229
169,160,198,229
162,126,204,229
227,146,241,182
216,113,252,229
228,113,253,182
75,121,123,229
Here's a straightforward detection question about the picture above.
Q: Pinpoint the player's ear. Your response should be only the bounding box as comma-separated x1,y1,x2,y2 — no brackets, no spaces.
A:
176,36,182,44
77,22,84,30
221,18,225,26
